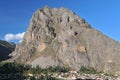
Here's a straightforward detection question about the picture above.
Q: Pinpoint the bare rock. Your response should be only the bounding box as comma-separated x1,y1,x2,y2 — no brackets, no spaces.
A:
9,6,120,73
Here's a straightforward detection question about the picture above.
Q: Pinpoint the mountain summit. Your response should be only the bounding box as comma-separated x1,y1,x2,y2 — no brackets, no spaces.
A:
9,6,120,73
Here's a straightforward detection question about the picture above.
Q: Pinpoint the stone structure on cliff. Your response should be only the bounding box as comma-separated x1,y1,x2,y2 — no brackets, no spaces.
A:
9,6,120,73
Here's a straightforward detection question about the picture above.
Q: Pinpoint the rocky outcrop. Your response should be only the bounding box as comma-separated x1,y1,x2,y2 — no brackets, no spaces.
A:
9,6,120,73
0,40,15,61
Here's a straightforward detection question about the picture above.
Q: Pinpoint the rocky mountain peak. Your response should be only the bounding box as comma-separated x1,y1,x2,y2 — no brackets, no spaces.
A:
9,6,120,73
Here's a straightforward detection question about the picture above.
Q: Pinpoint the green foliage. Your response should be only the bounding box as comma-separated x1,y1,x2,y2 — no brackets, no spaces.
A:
26,74,61,80
29,65,42,74
52,66,69,73
0,62,25,74
0,62,67,80
104,73,114,77
29,76,36,80
79,66,115,76
42,66,69,74
80,66,97,74
1,62,114,79
0,62,69,73
38,75,60,80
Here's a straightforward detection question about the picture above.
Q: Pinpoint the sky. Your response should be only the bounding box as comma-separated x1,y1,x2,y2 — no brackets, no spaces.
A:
0,0,120,43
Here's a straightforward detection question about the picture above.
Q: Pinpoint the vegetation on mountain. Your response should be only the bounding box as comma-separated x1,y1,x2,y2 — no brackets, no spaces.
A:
0,62,68,80
0,62,116,80
80,66,97,74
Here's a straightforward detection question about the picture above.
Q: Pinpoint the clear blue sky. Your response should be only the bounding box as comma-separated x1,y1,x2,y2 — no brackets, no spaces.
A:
0,0,120,43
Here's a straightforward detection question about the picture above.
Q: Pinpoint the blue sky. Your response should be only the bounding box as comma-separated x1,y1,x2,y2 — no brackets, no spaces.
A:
0,0,120,43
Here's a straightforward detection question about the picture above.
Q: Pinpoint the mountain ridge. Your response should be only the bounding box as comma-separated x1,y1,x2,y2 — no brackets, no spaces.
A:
0,40,15,61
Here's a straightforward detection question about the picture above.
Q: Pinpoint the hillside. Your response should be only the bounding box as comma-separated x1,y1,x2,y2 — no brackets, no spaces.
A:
9,6,120,73
0,40,15,61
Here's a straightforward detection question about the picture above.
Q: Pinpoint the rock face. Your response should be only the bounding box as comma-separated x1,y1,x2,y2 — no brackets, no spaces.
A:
0,40,15,61
9,6,120,73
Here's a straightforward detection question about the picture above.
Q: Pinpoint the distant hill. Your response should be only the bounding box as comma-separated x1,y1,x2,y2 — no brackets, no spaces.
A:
0,40,15,61
9,6,120,73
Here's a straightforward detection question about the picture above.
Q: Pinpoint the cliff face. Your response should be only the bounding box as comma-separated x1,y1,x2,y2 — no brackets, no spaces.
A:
0,40,15,61
9,6,120,73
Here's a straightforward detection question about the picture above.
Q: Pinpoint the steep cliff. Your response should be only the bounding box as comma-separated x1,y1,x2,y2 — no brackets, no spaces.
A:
9,6,120,73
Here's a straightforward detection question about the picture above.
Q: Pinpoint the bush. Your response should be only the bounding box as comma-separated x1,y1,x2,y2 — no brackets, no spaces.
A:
0,62,67,80
51,66,69,73
0,62,25,74
80,66,97,74
42,66,69,74
38,75,60,80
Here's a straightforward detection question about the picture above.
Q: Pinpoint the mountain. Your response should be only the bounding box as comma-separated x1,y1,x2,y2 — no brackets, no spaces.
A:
9,6,120,73
0,40,15,61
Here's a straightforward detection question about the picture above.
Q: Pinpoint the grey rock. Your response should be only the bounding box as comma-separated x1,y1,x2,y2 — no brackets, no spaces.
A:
9,6,120,73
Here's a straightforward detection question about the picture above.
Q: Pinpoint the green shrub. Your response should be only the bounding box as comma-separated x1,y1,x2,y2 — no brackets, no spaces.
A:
80,66,97,74
38,75,60,80
42,66,69,74
51,66,69,73
0,62,25,74
104,73,114,77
